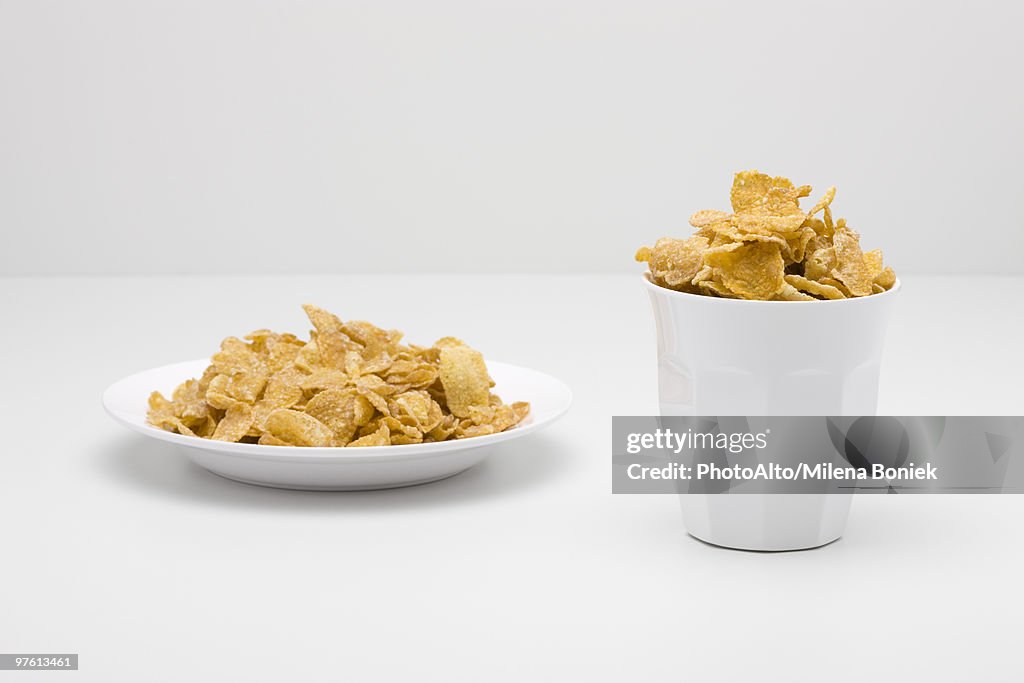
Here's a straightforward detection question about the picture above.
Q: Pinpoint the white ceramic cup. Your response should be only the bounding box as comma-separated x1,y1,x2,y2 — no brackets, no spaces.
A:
643,275,900,551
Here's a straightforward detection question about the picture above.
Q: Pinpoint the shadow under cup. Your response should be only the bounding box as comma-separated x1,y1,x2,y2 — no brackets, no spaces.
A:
643,275,900,551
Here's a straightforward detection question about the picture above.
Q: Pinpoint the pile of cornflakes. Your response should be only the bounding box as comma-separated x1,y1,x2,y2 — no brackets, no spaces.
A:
147,305,530,447
636,170,896,300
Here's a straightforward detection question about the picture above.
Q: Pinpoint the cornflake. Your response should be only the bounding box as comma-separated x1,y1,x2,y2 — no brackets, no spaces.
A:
147,305,530,446
636,170,897,300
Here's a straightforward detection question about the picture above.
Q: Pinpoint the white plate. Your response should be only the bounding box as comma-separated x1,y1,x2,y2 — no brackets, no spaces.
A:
103,359,571,490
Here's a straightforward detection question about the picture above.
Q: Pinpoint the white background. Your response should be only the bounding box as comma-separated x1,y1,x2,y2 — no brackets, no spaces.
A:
2,0,1022,275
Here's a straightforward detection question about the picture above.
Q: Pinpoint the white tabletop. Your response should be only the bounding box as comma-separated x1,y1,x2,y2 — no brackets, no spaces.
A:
2,274,1022,682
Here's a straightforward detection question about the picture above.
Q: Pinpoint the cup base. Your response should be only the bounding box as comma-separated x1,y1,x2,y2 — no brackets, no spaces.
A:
687,530,843,553
678,493,852,552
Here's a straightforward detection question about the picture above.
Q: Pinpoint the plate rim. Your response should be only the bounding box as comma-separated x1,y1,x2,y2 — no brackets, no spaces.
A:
103,358,572,463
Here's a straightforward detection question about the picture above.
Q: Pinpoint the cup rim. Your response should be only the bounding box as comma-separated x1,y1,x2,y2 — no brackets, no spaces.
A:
641,272,901,304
